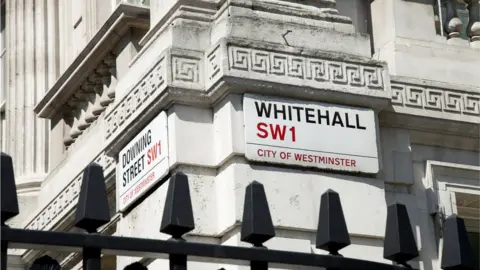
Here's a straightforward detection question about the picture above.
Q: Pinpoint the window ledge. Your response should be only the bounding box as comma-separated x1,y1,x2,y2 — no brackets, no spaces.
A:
34,3,150,119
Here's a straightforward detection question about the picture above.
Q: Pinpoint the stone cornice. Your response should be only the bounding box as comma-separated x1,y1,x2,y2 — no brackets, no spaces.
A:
34,3,150,119
390,76,480,124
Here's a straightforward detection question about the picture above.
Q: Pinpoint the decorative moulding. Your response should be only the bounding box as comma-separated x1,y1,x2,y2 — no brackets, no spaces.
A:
207,39,390,103
104,39,392,157
22,153,115,232
390,76,480,124
104,47,206,156
425,161,480,215
34,3,150,119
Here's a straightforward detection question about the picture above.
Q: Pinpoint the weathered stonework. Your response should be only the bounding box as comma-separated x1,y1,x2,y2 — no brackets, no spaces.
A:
390,76,480,123
4,0,480,269
226,46,384,91
24,153,115,231
105,40,392,156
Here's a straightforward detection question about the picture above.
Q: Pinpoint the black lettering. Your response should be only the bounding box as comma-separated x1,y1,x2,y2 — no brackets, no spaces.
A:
292,106,304,122
273,104,286,120
123,172,127,187
345,113,356,129
255,101,272,118
134,160,139,176
332,112,344,127
139,154,145,172
287,106,292,121
147,130,152,145
305,108,315,123
122,130,153,170
356,114,366,130
318,109,330,125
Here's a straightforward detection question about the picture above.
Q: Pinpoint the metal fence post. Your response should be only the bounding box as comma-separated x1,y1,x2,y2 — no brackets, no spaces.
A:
160,172,195,270
441,215,475,270
383,203,419,268
74,163,111,270
1,153,20,270
240,181,275,270
316,189,351,270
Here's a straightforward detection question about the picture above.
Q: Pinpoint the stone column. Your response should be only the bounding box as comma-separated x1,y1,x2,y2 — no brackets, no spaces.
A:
5,0,58,226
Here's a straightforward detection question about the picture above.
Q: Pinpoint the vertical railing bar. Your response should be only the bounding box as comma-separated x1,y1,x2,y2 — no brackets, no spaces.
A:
83,247,102,270
1,241,7,270
438,0,445,36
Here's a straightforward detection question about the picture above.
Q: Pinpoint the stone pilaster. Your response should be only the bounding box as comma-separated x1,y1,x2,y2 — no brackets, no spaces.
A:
5,0,57,226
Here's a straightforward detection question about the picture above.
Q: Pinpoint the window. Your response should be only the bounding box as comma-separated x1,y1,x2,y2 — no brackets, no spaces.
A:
426,162,480,270
453,191,480,270
336,0,373,35
434,0,470,40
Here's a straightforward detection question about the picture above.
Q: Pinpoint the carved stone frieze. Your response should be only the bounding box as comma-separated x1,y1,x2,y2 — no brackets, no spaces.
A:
105,56,167,141
390,77,480,123
206,42,389,96
226,45,385,91
24,153,115,231
105,48,203,146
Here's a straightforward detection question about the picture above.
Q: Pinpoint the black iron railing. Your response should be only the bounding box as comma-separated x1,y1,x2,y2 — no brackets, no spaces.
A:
0,152,475,270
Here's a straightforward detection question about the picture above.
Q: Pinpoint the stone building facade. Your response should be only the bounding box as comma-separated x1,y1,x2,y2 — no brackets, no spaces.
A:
2,0,480,269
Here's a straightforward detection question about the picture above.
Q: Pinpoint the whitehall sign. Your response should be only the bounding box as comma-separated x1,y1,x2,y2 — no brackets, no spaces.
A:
116,112,169,212
243,94,379,173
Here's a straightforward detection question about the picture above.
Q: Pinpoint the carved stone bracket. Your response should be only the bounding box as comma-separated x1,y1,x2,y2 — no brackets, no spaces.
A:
62,53,117,149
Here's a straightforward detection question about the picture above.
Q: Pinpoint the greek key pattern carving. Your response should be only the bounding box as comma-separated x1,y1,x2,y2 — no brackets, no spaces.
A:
228,46,384,90
391,83,480,116
25,153,114,231
173,55,200,82
207,45,221,82
105,58,166,140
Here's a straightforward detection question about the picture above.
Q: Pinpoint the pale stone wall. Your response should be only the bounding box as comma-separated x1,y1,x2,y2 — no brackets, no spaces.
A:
3,0,480,269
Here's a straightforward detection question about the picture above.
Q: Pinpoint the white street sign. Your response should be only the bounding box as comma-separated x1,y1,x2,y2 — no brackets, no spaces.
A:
116,112,169,212
243,94,379,173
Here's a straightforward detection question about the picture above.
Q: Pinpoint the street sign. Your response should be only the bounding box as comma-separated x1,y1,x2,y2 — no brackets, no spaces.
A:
243,94,379,173
116,112,169,211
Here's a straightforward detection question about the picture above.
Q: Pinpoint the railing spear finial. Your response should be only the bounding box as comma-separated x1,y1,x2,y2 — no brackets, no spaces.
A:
1,152,20,270
315,189,351,256
240,180,275,270
441,215,475,270
1,152,19,226
160,172,195,270
74,162,111,233
383,203,419,267
74,162,111,270
160,172,195,239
